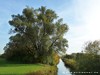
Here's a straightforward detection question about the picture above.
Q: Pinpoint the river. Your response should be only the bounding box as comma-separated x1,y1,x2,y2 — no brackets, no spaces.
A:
57,59,72,75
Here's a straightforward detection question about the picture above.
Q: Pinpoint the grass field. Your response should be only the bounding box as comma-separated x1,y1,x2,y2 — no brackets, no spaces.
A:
0,58,56,75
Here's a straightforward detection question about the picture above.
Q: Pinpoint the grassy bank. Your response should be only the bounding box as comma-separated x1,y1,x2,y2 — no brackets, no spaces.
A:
0,58,57,75
62,58,77,70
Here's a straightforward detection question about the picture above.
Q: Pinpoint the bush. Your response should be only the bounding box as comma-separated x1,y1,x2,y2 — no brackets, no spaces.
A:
38,52,60,66
76,54,100,73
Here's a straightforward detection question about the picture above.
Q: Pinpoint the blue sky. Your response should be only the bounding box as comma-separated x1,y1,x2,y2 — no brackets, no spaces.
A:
0,0,100,54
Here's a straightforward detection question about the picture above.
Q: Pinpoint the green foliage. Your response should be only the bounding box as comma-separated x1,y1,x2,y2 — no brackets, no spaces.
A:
63,52,100,75
64,40,100,74
4,6,68,64
37,52,60,66
64,54,73,59
62,58,77,70
74,54,100,75
83,40,100,55
70,40,100,74
0,54,5,58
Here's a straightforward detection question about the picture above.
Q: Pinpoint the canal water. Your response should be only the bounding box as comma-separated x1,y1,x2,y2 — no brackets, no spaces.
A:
57,59,72,75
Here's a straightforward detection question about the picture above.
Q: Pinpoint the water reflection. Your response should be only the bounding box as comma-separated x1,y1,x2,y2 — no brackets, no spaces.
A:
57,59,72,75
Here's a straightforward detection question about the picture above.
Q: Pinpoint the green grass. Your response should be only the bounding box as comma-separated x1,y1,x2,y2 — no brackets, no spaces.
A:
0,58,55,75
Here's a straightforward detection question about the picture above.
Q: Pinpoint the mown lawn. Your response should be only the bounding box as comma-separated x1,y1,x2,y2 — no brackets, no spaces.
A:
0,58,56,75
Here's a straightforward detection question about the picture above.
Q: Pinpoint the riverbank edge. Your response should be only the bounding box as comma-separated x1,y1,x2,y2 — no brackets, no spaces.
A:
62,58,77,70
26,65,57,75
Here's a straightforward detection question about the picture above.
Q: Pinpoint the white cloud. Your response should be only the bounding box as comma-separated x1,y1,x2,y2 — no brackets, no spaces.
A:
58,0,100,54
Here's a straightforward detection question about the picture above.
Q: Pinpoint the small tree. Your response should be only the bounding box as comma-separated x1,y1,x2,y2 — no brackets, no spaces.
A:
83,40,100,55
4,6,68,64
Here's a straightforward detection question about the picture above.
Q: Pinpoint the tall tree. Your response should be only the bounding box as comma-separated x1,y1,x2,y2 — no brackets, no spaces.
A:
4,6,68,64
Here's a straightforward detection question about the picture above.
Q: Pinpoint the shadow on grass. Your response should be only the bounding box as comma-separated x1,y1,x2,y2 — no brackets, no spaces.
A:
0,58,40,67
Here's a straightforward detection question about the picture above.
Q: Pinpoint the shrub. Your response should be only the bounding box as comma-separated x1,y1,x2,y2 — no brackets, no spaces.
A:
76,54,100,73
63,58,77,69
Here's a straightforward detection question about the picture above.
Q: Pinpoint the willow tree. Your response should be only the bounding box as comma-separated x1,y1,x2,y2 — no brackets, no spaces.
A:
4,6,68,65
84,40,100,55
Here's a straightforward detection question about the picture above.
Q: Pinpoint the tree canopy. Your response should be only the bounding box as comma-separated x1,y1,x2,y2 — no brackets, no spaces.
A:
83,40,100,55
4,6,68,65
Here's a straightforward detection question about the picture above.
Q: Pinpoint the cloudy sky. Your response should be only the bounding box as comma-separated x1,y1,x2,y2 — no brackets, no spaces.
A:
0,0,100,54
